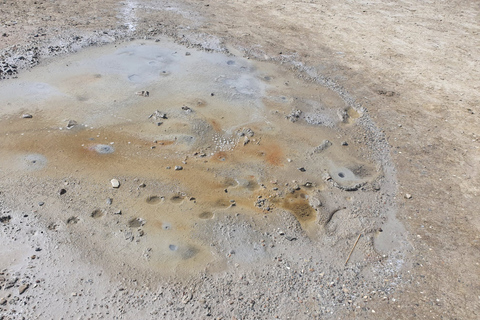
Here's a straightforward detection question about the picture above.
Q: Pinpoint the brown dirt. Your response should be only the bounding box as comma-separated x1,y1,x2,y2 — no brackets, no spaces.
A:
1,0,479,319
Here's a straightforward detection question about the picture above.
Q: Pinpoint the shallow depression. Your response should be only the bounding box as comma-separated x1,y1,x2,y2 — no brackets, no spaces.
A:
0,38,387,275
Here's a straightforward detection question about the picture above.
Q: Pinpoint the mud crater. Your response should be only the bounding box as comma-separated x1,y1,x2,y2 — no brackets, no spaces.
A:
0,38,391,274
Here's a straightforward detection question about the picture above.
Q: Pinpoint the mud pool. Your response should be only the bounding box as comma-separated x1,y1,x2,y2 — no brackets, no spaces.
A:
0,38,389,275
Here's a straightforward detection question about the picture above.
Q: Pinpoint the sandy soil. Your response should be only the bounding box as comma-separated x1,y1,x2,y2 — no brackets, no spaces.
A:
0,0,479,319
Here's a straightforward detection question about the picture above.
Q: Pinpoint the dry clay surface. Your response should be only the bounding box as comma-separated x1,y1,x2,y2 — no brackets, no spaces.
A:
0,0,479,319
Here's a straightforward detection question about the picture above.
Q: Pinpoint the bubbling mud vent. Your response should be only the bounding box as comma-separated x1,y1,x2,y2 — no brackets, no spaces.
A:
0,38,400,279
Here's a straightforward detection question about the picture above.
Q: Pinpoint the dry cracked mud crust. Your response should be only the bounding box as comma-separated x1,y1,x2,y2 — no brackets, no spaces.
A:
1,1,479,319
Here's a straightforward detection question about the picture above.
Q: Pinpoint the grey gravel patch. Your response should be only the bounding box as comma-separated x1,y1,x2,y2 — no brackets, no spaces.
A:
93,144,114,154
20,153,47,171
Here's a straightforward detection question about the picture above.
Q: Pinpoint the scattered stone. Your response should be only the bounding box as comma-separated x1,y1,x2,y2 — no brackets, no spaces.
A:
106,198,113,205
285,236,297,241
113,209,122,215
377,90,395,96
405,193,412,199
341,141,348,146
313,140,332,153
135,90,149,97
237,128,254,137
71,292,77,296
139,183,146,188
22,114,33,118
175,166,183,171
185,52,191,56
5,278,17,289
18,284,29,294
111,179,120,188
0,215,11,223
66,120,78,129
59,188,67,195
182,106,193,113
298,167,306,172
286,109,302,122
0,298,6,305
38,201,45,206
278,230,285,236
149,110,167,120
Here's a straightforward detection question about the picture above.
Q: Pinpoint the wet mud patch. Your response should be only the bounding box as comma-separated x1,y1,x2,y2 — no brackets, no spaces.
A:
90,209,104,219
280,192,316,223
128,217,145,228
0,38,397,276
145,195,162,204
198,211,214,219
67,216,80,224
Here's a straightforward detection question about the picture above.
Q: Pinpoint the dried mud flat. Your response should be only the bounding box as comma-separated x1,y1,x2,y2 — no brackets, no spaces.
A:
1,1,479,319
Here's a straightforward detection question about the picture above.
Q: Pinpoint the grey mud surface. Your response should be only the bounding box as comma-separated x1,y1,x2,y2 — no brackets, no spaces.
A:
1,0,479,319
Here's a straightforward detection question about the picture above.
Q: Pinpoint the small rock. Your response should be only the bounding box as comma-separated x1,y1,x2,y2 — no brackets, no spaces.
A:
59,189,67,195
111,179,120,188
182,106,193,113
136,90,149,97
22,114,33,119
341,141,348,146
18,283,29,294
66,120,78,129
106,198,113,205
38,202,45,206
278,230,285,236
0,298,6,305
285,236,297,241
405,193,412,199
174,166,183,171
113,210,122,215
298,167,306,172
71,292,77,296
185,52,191,56
313,140,332,153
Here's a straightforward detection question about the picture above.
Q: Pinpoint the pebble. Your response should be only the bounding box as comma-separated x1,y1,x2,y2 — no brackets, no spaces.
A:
38,201,45,206
111,179,120,188
298,167,306,172
59,189,67,195
18,283,29,294
22,114,33,118
405,193,412,199
175,166,183,171
106,198,113,205
0,298,6,305
66,120,78,129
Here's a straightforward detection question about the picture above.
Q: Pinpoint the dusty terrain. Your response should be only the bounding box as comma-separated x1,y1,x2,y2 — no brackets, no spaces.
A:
0,0,479,319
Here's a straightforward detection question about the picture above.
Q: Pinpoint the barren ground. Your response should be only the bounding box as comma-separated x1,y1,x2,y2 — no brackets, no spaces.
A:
0,0,479,319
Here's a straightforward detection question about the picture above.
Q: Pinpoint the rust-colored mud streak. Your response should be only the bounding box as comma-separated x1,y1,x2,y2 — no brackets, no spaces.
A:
263,143,284,166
